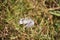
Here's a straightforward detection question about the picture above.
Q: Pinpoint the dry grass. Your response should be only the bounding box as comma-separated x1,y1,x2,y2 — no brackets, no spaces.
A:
0,0,60,40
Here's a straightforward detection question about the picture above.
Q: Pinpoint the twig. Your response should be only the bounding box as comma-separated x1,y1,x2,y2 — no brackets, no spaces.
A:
48,7,60,11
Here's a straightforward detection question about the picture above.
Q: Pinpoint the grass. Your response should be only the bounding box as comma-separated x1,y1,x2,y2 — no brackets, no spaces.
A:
0,0,60,40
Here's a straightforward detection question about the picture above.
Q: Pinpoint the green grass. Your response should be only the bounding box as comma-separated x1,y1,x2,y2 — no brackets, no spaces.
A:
0,0,60,40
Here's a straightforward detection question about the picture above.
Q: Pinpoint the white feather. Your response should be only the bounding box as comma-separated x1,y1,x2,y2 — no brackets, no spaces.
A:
19,18,34,27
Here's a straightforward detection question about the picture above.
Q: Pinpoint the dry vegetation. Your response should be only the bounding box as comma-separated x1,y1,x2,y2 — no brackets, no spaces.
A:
0,0,60,40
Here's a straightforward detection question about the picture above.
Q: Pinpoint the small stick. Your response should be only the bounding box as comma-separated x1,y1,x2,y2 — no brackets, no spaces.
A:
48,7,60,11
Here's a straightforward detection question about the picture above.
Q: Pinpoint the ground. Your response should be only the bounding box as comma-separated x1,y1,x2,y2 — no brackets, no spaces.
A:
0,0,60,40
